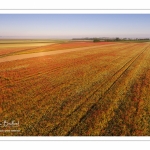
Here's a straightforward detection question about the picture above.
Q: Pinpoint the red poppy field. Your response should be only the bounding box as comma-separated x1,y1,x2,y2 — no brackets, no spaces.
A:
0,41,150,136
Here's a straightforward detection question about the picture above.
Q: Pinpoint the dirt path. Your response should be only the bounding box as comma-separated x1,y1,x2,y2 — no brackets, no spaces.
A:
0,43,121,63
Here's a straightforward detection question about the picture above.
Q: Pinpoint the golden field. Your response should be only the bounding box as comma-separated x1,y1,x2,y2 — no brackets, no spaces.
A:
0,41,150,136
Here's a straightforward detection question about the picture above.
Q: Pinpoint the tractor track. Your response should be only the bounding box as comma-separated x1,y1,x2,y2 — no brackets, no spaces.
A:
46,44,149,135
0,43,147,135
21,44,147,135
27,45,144,135
65,44,150,135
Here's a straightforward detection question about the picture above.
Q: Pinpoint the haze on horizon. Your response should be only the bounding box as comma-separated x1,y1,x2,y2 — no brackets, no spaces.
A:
0,14,150,39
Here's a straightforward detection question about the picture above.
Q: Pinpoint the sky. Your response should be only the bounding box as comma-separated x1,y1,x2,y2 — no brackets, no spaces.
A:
0,14,150,39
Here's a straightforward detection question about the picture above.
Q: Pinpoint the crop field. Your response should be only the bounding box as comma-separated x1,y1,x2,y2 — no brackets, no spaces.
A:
0,42,54,58
0,40,114,58
0,41,150,136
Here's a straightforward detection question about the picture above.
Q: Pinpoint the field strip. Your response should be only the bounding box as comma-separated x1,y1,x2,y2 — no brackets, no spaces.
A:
48,45,149,135
0,43,124,63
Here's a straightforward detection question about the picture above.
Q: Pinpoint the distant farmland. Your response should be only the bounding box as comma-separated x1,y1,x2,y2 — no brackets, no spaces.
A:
0,40,150,136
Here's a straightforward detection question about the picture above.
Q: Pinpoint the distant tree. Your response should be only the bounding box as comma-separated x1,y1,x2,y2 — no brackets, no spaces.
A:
115,37,120,41
93,38,100,42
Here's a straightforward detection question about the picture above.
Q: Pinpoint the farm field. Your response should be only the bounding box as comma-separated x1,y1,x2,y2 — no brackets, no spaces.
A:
0,41,150,136
0,40,114,58
0,41,55,58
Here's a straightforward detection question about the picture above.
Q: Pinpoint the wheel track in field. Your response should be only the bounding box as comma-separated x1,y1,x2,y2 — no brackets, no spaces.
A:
0,52,124,118
16,43,142,135
0,44,144,106
65,44,150,136
0,47,125,100
48,44,149,135
0,42,138,94
0,42,133,77
0,42,125,60
0,46,129,124
0,42,145,134
4,52,127,134
0,43,113,60
22,44,146,135
0,42,137,75
102,48,150,136
51,46,149,136
0,43,140,90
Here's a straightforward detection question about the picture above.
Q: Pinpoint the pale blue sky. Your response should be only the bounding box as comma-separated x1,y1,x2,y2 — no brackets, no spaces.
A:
0,14,150,39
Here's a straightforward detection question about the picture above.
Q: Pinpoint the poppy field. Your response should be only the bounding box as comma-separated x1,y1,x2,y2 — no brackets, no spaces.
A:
0,41,150,136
